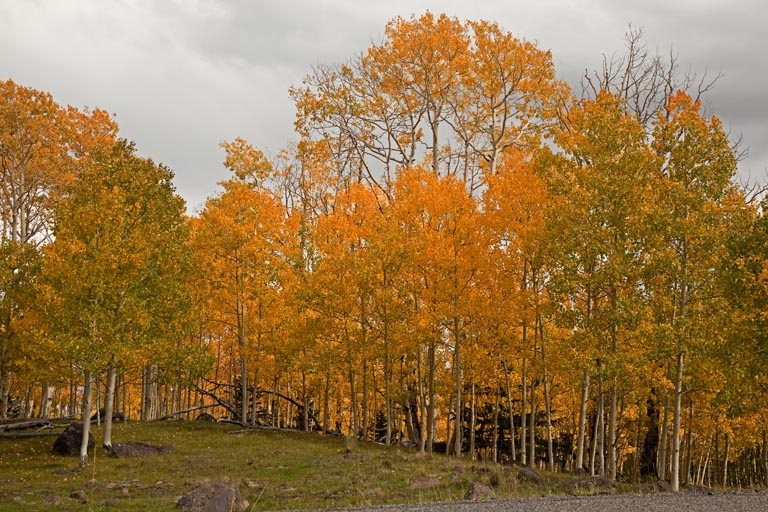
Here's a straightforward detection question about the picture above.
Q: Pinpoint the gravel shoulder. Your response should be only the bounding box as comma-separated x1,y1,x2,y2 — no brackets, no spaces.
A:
297,490,768,512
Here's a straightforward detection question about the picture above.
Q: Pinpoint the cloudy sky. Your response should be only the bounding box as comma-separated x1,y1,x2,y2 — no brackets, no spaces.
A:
1,0,766,213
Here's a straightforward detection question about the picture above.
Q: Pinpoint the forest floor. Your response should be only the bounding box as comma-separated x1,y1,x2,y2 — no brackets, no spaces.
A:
0,420,744,511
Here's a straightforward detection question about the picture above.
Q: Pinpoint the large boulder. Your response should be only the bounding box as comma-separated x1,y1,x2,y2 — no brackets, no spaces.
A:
52,423,95,456
177,478,249,512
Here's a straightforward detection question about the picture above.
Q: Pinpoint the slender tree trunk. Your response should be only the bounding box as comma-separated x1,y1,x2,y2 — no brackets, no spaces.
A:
40,383,51,419
492,384,500,463
597,374,605,476
349,364,359,436
362,359,369,440
453,318,462,458
528,374,537,470
659,392,670,480
609,380,618,480
69,368,77,418
521,356,527,466
237,297,248,426
539,315,554,472
121,373,127,420
723,433,730,487
302,370,309,433
103,366,118,450
762,431,768,488
576,369,590,471
469,381,476,460
543,367,554,472
383,315,392,445
0,348,6,419
417,346,427,454
590,410,598,476
671,352,684,492
79,371,93,468
684,400,694,486
502,361,517,463
608,297,619,481
427,339,436,454
322,371,330,434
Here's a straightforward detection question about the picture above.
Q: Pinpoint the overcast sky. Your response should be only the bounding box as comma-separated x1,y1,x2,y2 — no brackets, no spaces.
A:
2,0,766,213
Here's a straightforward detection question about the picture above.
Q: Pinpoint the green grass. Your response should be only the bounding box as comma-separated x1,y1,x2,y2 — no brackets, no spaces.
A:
0,420,579,511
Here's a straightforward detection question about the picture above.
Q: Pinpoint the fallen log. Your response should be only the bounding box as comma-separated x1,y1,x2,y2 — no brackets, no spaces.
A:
0,430,62,438
0,419,52,432
156,404,219,421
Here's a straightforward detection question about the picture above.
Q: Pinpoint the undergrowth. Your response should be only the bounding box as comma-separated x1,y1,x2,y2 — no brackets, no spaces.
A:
1,420,609,511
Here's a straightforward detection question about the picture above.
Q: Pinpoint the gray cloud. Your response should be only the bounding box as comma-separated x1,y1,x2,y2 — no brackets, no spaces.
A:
1,0,766,210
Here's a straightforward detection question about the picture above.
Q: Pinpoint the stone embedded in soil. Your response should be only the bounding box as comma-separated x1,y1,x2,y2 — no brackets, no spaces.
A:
410,476,440,490
176,477,249,512
465,481,497,500
109,441,174,457
69,489,88,503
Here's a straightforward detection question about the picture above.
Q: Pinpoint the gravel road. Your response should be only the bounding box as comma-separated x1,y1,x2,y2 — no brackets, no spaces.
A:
294,491,768,512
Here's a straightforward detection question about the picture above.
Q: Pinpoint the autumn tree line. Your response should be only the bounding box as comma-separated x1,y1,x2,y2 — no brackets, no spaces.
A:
2,14,768,488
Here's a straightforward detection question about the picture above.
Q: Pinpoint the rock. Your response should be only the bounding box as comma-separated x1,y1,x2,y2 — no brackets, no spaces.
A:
516,467,544,485
52,423,95,456
567,475,614,493
109,441,174,457
656,480,672,492
69,489,88,503
176,478,249,512
245,480,267,490
195,412,216,422
464,481,497,501
410,476,440,490
90,408,126,423
42,494,63,506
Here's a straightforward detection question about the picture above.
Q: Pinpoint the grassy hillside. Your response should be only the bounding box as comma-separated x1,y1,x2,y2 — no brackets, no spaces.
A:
1,420,602,511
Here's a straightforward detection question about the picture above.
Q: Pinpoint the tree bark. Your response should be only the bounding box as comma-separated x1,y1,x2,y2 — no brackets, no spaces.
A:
469,381,476,460
609,380,618,480
383,313,392,445
417,346,427,454
427,339,437,454
671,351,684,492
39,383,50,419
237,297,248,426
576,369,590,471
521,356,527,466
502,360,517,463
454,327,462,458
102,366,117,449
528,374,537,470
79,371,93,468
492,383,500,463
659,392,670,480
723,432,730,487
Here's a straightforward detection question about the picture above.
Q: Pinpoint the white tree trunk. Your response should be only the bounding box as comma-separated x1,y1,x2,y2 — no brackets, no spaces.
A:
502,361,516,463
671,351,684,492
79,371,93,468
576,369,590,471
103,366,118,450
